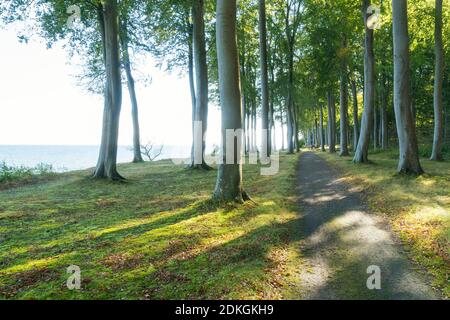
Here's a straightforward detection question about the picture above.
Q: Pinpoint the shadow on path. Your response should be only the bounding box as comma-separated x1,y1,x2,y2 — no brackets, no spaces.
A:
296,152,439,300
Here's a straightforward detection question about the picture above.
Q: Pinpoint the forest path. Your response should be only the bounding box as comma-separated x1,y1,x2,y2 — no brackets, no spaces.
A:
295,152,439,300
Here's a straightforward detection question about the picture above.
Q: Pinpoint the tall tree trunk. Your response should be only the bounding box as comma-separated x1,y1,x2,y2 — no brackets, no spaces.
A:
431,0,444,161
286,94,294,153
353,0,375,163
280,108,285,150
381,73,389,149
392,0,424,174
214,0,249,202
339,68,349,156
259,0,270,159
351,79,359,151
120,18,143,163
327,90,336,153
191,0,211,169
187,12,197,166
373,102,378,150
293,103,300,152
94,0,123,180
320,105,325,151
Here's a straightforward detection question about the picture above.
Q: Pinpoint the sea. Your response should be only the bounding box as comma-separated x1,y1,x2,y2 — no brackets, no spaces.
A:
0,145,192,172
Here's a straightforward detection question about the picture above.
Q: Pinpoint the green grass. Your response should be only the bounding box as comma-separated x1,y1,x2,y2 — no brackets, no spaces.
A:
316,149,450,298
0,154,303,299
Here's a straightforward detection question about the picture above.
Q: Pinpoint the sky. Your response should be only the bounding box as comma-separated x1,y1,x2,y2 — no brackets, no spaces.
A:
0,24,222,147
0,23,286,149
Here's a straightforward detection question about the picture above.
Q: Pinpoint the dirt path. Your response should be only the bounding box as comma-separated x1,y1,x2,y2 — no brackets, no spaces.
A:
296,152,439,300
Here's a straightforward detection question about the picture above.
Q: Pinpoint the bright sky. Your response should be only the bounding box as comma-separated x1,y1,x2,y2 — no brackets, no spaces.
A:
0,25,222,147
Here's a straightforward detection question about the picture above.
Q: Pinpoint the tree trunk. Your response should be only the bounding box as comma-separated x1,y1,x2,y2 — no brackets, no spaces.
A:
94,0,124,180
320,105,325,151
431,0,444,161
188,12,197,166
327,90,336,153
351,79,359,151
280,108,285,150
373,102,378,150
293,103,300,152
259,0,270,159
381,73,389,149
191,0,211,169
339,70,349,156
214,0,249,202
392,0,424,174
353,0,375,163
120,18,143,163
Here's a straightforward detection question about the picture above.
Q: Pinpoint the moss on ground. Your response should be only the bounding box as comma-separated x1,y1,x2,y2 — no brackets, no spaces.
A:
0,154,303,299
316,149,449,298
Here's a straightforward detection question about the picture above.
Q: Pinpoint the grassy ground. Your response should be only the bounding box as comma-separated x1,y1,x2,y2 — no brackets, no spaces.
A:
0,154,303,299
316,149,449,298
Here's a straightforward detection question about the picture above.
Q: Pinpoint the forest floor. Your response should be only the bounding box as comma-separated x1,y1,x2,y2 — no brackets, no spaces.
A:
292,152,442,299
312,149,449,299
0,154,304,299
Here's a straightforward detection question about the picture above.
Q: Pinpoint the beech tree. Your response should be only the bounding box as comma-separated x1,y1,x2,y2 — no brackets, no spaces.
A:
392,0,423,174
213,0,249,203
259,0,270,159
353,0,376,163
431,0,444,161
191,0,211,169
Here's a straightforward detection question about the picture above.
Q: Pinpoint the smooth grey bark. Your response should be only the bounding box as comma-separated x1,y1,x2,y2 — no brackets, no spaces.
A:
188,12,197,166
392,0,423,174
284,1,301,154
339,71,349,156
373,102,378,150
353,0,375,163
191,0,211,169
259,0,270,159
94,0,123,180
280,108,285,150
351,79,359,151
213,0,249,202
320,105,325,151
380,73,389,149
293,103,300,152
120,18,143,163
327,90,336,153
431,0,444,161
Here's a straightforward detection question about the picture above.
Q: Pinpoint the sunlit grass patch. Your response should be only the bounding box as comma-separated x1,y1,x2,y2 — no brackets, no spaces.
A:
0,153,302,299
316,149,450,297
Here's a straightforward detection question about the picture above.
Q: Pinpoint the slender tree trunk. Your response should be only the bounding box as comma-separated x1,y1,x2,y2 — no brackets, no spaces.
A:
293,103,300,152
187,13,197,166
351,79,359,151
270,102,276,151
280,108,285,150
320,105,325,151
392,0,424,174
431,0,444,161
120,18,143,163
327,90,336,153
214,0,249,202
94,0,124,180
373,102,378,150
191,0,211,169
339,68,349,156
353,0,375,163
259,0,270,159
381,73,389,149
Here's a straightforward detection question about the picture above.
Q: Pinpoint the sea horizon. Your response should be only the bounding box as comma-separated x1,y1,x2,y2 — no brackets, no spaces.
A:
0,144,194,172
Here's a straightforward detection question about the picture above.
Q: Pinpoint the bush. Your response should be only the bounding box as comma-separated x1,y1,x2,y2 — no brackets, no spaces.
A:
0,162,54,183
